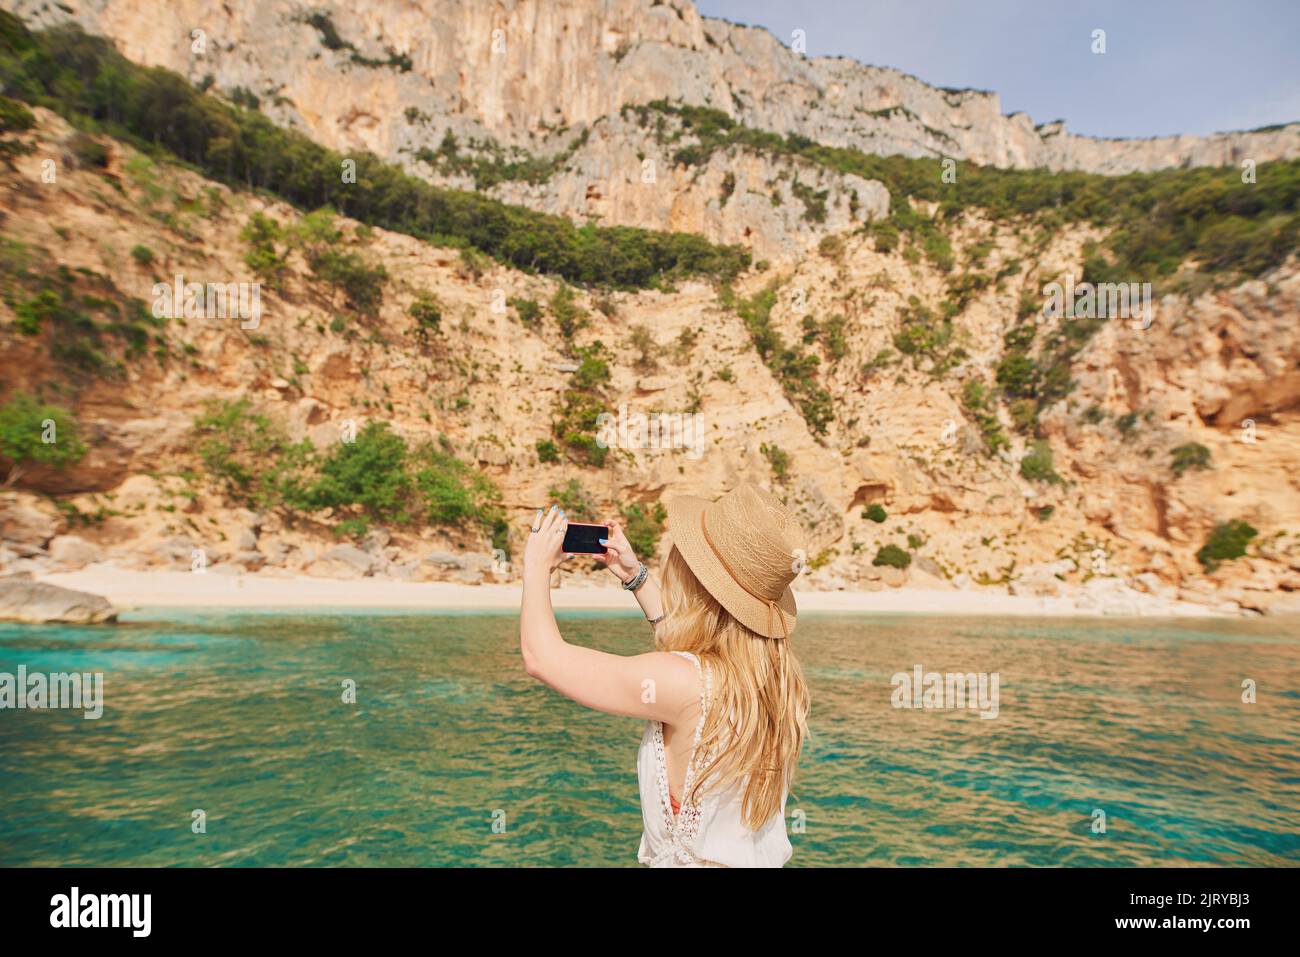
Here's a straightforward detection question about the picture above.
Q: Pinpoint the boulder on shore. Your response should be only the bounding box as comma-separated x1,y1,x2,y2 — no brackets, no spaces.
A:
0,580,117,624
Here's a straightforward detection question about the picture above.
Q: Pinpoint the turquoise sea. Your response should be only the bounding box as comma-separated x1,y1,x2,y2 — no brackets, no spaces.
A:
0,609,1297,867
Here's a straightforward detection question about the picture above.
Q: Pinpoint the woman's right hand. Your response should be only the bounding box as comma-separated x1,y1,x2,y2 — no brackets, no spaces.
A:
594,518,640,584
522,505,571,579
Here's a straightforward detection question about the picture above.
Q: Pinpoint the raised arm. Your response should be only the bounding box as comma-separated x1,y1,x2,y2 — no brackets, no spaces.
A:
519,506,695,723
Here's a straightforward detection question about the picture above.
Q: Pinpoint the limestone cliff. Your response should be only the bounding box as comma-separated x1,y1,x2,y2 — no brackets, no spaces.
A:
2,104,1297,614
15,0,1297,167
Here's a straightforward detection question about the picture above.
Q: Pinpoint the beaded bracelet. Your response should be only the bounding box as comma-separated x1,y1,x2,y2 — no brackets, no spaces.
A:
621,562,649,592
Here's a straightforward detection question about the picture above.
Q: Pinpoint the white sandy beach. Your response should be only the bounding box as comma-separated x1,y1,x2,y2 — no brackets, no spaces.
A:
34,568,1238,618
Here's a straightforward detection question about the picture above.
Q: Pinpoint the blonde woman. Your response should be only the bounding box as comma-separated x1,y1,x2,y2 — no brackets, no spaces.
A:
520,483,810,867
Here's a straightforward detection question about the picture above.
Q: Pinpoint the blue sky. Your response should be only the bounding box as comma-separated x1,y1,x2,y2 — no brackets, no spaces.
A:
693,0,1300,139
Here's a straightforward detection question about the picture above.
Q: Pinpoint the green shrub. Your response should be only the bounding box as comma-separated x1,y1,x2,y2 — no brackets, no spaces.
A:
190,398,312,508
510,297,541,326
1170,441,1211,476
1008,397,1039,433
863,503,887,523
760,442,790,479
961,379,1009,455
1196,520,1257,572
240,212,287,287
413,442,501,527
571,341,612,390
873,544,911,569
869,218,900,253
628,324,659,372
408,292,442,336
129,244,154,266
719,171,736,205
307,421,412,523
621,502,667,557
307,248,388,316
0,94,35,132
550,285,588,340
892,296,964,376
66,131,108,167
802,314,848,360
791,179,828,224
995,351,1038,399
1019,439,1061,483
552,342,612,465
0,393,87,486
12,289,57,335
862,349,895,377
535,438,560,463
817,234,843,259
547,479,596,520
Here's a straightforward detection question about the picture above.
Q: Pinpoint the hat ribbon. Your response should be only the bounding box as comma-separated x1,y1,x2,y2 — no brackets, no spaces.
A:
700,512,790,639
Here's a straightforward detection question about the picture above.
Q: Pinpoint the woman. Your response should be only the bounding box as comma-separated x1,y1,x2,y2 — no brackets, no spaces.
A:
519,483,810,867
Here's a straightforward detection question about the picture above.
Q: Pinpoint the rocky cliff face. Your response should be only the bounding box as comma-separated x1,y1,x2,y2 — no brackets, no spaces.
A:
10,0,1297,265
10,1,1298,181
2,106,1298,614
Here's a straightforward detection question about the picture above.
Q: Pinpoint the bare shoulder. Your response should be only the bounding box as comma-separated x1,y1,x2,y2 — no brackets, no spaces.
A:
637,651,703,727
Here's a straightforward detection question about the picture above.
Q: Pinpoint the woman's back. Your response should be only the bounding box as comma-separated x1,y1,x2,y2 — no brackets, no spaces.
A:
635,651,792,867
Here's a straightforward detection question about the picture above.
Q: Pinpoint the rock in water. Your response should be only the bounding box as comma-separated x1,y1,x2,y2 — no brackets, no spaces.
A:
0,581,118,624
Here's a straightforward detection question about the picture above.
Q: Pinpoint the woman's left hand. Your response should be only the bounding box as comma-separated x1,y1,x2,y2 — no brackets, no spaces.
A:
522,505,572,579
593,518,640,584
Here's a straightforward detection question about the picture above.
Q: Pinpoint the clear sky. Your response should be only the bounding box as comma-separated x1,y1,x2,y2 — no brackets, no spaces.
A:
693,0,1300,139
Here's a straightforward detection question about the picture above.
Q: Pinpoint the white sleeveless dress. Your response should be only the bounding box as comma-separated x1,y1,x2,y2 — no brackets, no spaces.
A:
636,651,792,867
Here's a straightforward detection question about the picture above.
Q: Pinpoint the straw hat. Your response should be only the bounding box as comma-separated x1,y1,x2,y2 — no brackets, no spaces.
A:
666,483,804,639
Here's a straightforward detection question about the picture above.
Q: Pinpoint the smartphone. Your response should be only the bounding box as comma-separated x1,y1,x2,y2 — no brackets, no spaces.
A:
562,522,609,554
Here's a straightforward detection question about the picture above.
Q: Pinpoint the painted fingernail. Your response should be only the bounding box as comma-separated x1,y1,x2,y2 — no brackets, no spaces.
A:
559,510,565,517
598,538,608,545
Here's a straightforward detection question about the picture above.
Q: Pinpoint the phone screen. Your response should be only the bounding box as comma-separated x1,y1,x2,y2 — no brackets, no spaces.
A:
562,522,609,554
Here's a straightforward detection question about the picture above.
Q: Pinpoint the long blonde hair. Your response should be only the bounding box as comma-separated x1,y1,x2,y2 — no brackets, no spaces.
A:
656,545,810,830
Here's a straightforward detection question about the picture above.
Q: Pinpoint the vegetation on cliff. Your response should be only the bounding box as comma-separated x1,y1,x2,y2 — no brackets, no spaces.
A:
721,281,834,435
0,14,750,290
632,99,1300,284
0,393,86,487
191,400,507,549
0,238,163,375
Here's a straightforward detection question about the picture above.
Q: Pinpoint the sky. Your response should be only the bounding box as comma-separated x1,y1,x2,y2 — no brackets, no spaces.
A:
693,0,1300,139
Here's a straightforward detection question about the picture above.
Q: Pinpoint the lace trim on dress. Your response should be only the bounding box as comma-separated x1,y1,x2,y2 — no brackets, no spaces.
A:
648,650,719,866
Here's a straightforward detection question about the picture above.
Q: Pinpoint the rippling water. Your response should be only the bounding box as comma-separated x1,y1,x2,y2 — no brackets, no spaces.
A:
1,609,1297,866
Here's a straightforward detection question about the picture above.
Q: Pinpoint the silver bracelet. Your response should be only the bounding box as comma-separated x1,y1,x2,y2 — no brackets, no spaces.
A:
621,562,649,591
